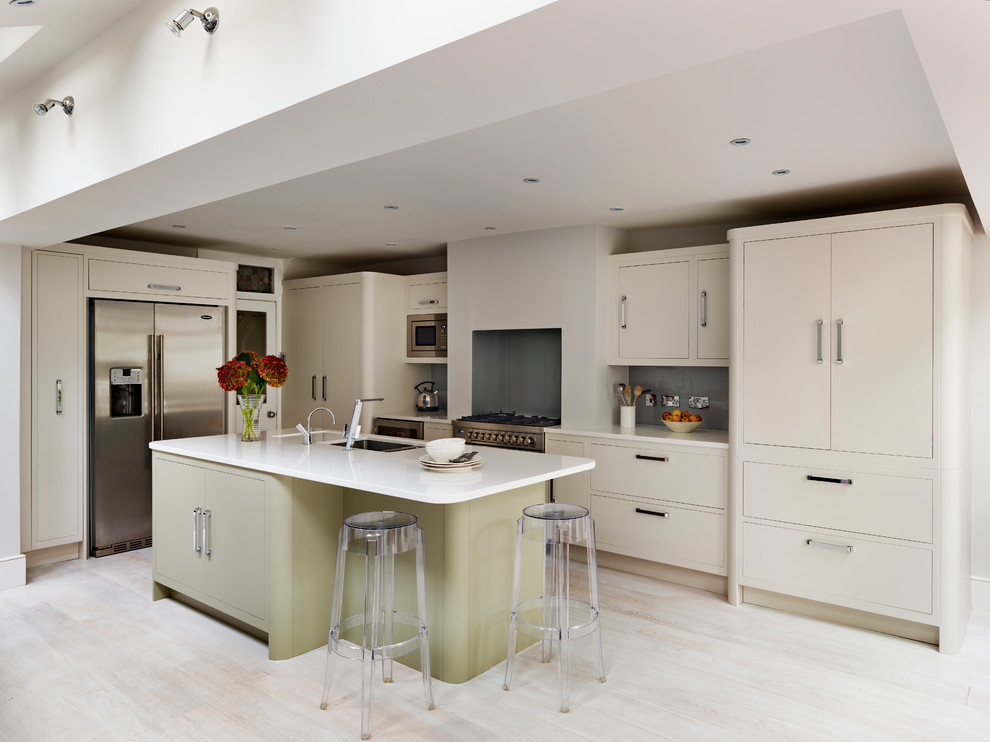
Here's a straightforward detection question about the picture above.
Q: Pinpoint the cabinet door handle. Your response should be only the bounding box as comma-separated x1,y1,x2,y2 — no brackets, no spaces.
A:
311,375,317,401
807,474,853,486
699,290,707,328
322,375,327,401
193,507,202,553
147,283,181,292
835,319,844,365
203,509,212,557
635,507,670,518
419,298,438,305
806,538,853,553
55,379,63,415
620,295,627,329
816,319,824,364
635,454,669,462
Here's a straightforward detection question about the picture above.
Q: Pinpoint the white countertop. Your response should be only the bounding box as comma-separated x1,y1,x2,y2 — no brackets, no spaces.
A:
150,431,594,505
552,423,729,449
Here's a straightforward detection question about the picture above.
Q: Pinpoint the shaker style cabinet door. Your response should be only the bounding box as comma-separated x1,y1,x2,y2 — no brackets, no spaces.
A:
743,234,831,449
281,286,323,427
829,224,933,457
321,281,362,428
697,256,730,360
617,260,690,360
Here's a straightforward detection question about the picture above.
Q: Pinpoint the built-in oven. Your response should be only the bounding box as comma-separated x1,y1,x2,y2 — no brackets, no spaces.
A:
407,313,447,358
373,417,424,439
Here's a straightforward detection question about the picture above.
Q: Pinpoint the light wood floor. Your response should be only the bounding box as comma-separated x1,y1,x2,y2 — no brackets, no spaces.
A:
1,549,989,741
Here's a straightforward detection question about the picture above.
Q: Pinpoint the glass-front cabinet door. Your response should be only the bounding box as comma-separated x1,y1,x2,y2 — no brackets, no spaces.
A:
236,299,279,435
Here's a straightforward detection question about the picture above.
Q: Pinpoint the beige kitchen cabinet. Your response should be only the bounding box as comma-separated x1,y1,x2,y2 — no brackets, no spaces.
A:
729,204,973,653
609,244,729,366
88,258,231,301
282,273,419,430
545,433,589,509
424,421,453,441
406,272,447,312
742,224,933,457
588,438,727,574
153,455,268,623
28,250,85,551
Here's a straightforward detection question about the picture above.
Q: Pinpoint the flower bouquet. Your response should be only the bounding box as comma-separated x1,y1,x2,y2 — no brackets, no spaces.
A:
217,351,288,441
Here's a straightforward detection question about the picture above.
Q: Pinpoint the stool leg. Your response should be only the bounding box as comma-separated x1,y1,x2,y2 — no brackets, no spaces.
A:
361,533,382,741
503,515,524,691
557,525,571,714
321,526,349,711
381,549,395,684
541,521,556,663
586,518,606,684
414,527,435,710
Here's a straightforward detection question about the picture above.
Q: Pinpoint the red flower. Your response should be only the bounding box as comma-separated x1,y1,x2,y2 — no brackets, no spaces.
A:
257,355,288,387
217,359,251,392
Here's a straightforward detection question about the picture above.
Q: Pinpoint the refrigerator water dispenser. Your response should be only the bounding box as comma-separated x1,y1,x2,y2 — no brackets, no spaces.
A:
109,367,143,418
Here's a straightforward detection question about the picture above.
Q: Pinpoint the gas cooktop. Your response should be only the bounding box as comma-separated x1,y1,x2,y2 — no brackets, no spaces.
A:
456,412,561,428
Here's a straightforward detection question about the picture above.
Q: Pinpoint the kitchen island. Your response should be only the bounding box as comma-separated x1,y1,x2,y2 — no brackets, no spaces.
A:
149,432,594,682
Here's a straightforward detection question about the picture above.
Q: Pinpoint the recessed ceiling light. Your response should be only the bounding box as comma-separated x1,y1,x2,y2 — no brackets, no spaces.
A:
730,137,751,146
609,207,625,212
283,225,297,230
386,242,397,246
9,0,37,6
272,247,283,252
384,205,399,210
171,224,186,229
522,177,540,184
771,169,791,176
484,226,497,231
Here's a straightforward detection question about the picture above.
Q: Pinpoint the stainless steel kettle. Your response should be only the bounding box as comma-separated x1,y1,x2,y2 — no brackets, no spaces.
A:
415,381,439,411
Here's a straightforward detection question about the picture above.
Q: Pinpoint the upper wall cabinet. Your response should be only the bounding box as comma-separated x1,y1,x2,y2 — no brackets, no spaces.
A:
88,258,231,301
406,272,447,313
609,245,729,366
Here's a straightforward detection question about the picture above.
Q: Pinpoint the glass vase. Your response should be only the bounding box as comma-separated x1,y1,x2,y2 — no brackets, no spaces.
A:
238,393,263,442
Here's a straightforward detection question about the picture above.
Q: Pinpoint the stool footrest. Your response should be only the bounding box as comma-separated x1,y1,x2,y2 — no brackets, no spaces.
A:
510,596,601,641
330,611,428,661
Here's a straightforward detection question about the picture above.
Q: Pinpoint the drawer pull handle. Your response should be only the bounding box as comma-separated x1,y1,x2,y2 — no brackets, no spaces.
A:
806,475,853,485
806,538,853,553
147,283,182,291
635,454,669,462
419,298,439,305
635,507,670,518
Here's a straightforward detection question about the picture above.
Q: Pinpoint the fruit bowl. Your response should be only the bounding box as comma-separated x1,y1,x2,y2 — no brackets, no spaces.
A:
662,419,702,433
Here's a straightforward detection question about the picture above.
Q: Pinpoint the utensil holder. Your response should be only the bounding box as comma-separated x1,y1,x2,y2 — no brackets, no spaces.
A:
619,406,635,429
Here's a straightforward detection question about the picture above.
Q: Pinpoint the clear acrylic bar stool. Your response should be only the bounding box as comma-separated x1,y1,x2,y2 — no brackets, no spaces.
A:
320,511,434,740
503,502,605,713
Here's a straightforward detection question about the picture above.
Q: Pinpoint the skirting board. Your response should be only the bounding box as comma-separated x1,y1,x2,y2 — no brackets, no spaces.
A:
0,554,26,591
973,576,990,613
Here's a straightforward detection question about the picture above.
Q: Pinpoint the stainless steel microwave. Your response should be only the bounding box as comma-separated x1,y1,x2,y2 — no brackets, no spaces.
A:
407,313,447,358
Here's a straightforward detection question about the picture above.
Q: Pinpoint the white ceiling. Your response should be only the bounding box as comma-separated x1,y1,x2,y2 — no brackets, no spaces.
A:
1,1,985,269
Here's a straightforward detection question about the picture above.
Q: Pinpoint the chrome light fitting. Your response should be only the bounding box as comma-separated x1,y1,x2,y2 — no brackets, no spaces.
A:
167,6,219,36
33,96,73,116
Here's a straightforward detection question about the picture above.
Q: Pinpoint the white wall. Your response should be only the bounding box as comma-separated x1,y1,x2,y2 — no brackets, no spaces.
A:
0,246,23,590
970,233,990,610
447,224,626,427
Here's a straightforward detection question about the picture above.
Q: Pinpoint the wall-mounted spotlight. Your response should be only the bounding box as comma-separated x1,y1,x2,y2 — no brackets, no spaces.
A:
167,7,219,36
33,96,74,116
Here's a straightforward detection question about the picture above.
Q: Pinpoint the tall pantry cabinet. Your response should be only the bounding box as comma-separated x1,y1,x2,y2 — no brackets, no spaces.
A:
281,273,419,432
728,204,972,653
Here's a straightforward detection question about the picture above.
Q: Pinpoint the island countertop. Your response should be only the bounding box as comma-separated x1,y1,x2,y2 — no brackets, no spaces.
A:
149,431,594,505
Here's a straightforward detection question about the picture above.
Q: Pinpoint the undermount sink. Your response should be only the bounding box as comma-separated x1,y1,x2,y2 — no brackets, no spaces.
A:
330,439,417,452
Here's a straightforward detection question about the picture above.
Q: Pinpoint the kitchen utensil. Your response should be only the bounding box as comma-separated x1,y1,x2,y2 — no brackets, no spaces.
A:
622,385,632,406
450,450,479,463
632,385,642,405
415,381,440,411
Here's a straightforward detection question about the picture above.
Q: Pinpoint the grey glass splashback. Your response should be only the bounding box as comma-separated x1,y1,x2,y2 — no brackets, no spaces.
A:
472,328,562,417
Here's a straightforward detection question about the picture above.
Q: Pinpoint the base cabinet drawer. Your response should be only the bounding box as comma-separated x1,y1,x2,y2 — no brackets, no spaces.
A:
89,259,230,300
589,442,724,508
593,494,724,571
742,522,933,615
743,461,933,543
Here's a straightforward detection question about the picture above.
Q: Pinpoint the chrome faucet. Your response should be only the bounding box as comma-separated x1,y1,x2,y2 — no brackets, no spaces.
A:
345,397,383,450
297,407,336,445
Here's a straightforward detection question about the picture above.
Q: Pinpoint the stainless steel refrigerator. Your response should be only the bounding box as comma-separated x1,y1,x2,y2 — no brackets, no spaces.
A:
90,299,225,557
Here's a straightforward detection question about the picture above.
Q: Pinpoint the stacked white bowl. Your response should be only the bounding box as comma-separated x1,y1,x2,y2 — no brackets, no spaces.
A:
425,437,466,463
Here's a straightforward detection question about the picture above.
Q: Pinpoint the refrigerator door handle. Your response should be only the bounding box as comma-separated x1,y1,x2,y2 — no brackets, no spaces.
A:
154,334,165,441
